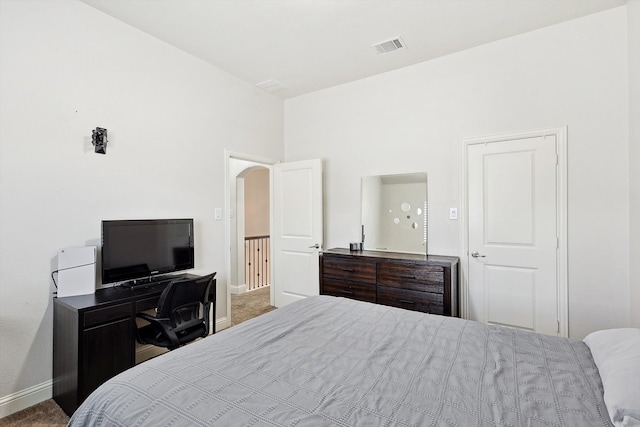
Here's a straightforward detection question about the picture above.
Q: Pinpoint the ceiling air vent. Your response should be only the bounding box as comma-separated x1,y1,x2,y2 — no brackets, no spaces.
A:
372,37,406,55
256,79,287,94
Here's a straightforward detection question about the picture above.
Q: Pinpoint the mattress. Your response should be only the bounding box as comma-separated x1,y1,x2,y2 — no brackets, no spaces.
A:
69,295,613,426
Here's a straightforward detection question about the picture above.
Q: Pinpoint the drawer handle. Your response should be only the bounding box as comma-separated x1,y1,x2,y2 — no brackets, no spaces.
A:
341,268,355,273
400,275,417,280
340,290,354,295
399,300,415,305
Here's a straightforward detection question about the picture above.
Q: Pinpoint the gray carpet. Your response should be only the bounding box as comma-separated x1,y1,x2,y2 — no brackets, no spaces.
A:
1,287,274,425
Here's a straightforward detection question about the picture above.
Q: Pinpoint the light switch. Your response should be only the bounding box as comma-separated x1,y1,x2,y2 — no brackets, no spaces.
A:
449,208,458,220
214,208,222,220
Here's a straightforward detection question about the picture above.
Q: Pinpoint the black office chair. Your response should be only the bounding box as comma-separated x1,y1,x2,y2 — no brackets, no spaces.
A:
136,273,216,350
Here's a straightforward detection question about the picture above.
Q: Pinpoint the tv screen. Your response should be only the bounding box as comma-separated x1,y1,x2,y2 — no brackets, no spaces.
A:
101,219,194,285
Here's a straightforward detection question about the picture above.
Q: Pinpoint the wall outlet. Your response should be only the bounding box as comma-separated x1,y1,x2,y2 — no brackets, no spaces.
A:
449,207,458,220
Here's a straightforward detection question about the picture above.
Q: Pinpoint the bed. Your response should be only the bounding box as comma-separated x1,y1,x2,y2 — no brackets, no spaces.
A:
69,295,638,426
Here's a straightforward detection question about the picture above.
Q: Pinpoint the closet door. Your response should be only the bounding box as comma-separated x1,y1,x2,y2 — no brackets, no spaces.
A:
467,134,560,336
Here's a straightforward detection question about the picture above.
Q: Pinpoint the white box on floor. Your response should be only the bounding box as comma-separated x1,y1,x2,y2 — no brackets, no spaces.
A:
57,246,96,297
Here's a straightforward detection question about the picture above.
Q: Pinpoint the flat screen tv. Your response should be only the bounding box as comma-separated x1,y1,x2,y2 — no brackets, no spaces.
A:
101,219,194,285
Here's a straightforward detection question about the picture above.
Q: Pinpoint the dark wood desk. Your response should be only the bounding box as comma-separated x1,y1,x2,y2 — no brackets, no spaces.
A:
52,274,216,416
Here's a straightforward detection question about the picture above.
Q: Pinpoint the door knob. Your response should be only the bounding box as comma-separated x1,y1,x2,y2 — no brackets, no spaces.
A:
309,243,321,249
471,251,486,258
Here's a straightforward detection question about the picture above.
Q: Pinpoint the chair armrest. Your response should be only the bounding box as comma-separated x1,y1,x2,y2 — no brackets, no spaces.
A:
135,313,180,348
163,328,180,349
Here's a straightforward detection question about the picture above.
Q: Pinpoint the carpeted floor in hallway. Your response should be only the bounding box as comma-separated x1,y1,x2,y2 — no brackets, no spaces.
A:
230,285,275,326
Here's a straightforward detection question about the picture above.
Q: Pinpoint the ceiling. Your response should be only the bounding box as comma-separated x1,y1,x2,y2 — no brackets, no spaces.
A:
80,0,627,99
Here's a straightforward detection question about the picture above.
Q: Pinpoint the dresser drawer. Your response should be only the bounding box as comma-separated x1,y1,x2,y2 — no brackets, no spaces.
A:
322,278,376,303
322,256,376,284
377,286,444,315
377,262,444,293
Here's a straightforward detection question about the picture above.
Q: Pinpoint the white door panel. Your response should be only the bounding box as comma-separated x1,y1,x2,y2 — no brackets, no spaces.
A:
280,169,314,237
485,265,536,330
484,151,535,245
281,251,320,296
273,159,323,307
468,135,558,335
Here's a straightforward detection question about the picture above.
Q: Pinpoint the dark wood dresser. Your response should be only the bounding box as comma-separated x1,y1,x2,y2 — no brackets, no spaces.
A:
320,248,459,317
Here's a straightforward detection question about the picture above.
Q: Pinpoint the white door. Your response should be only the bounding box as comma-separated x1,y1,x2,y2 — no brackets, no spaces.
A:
273,159,323,307
467,135,560,335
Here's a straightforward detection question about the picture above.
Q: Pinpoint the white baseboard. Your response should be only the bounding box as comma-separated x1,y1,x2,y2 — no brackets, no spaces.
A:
230,284,247,294
135,344,169,364
0,380,52,419
216,316,230,331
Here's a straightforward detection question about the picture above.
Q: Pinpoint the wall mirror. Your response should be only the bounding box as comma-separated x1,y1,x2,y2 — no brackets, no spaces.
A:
361,173,427,254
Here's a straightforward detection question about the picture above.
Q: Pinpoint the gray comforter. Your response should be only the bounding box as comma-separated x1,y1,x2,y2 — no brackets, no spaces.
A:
69,296,612,426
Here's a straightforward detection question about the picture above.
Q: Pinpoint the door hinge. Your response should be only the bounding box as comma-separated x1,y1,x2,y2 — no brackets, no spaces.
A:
557,320,560,334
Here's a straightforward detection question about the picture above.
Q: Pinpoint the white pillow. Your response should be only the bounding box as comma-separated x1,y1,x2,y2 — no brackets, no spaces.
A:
583,328,640,427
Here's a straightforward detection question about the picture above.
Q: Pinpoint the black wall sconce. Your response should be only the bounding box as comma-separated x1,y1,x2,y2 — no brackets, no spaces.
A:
91,127,108,154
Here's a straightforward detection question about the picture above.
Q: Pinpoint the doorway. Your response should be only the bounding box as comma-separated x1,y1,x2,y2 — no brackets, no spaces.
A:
225,152,276,330
224,153,324,329
461,128,568,337
234,166,270,294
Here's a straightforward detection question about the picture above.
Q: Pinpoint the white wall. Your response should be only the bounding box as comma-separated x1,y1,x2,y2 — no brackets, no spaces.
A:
628,0,640,328
244,168,270,237
285,7,631,339
0,0,283,405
